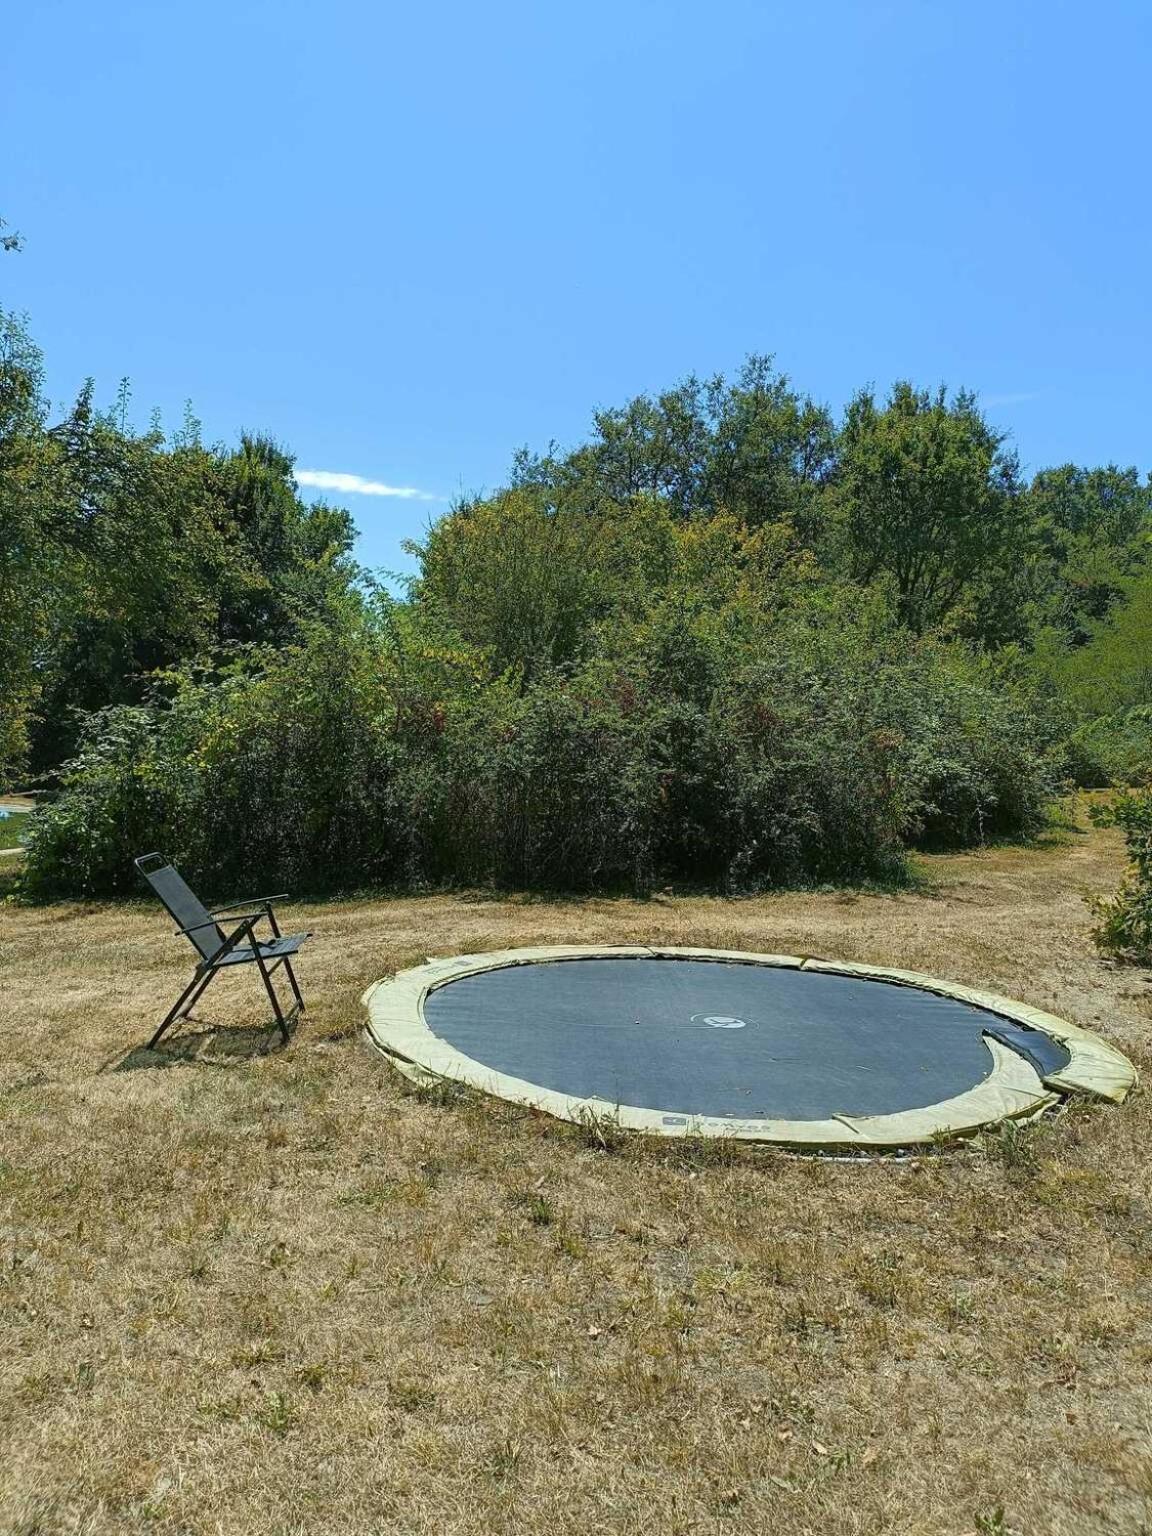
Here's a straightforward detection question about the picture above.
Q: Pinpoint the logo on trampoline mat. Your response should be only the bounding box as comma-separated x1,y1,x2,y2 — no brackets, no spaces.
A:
692,1012,748,1029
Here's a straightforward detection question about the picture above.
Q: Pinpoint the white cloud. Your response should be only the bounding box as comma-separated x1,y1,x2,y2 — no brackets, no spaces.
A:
982,391,1039,407
296,469,441,500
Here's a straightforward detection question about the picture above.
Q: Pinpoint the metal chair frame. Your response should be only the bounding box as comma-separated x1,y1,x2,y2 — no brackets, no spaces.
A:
135,853,310,1047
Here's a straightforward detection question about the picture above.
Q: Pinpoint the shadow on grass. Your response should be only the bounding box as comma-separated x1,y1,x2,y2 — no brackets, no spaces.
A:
110,1014,295,1072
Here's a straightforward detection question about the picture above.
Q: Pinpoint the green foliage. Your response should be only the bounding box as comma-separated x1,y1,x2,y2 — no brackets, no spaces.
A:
19,622,402,899
1064,709,1152,790
0,311,58,781
415,490,815,690
834,383,1027,637
19,590,1058,900
1091,791,1152,964
413,486,621,682
1050,568,1152,720
1024,464,1151,640
516,355,836,536
0,309,359,788
8,324,1149,899
1026,567,1152,787
0,814,27,850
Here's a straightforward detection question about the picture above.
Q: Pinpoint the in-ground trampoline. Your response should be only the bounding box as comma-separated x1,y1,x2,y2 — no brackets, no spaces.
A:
362,947,1135,1148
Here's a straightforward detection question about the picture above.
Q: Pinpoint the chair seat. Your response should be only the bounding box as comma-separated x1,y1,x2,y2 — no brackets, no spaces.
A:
215,932,311,967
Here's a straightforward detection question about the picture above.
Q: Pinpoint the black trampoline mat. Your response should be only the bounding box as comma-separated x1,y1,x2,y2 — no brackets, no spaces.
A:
423,958,1071,1120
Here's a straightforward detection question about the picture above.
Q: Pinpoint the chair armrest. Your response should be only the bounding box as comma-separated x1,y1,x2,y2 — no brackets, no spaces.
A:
213,913,262,958
216,909,275,930
208,894,289,915
175,912,263,943
175,916,228,937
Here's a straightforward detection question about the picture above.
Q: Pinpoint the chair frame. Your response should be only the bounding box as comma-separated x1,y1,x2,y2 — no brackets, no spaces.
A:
135,853,308,1048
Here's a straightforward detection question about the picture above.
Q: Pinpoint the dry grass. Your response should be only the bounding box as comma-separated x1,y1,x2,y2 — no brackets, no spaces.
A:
1,813,1150,1535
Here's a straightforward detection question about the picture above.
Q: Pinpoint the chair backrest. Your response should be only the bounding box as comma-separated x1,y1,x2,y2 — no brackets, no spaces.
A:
135,853,225,962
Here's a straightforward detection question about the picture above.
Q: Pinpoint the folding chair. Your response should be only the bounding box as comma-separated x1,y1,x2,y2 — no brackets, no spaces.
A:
135,853,311,1048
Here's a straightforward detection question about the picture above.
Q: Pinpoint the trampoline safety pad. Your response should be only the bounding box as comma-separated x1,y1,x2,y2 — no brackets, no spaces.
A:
361,946,1136,1148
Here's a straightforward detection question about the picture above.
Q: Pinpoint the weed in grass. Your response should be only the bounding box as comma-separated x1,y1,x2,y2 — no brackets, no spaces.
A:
392,1175,433,1207
511,1189,556,1226
486,1438,523,1482
984,1118,1043,1175
554,1221,586,1258
851,1250,923,1312
404,1074,472,1110
572,1104,626,1153
418,1155,448,1185
974,1509,1019,1536
233,1337,287,1368
390,1377,436,1414
295,1362,328,1394
199,1392,244,1425
336,1177,395,1210
254,1391,298,1439
265,1239,292,1269
944,1290,978,1328
651,1132,746,1171
781,1299,815,1337
929,1125,965,1150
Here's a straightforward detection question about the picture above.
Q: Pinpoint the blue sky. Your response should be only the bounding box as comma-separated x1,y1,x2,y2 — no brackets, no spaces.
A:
3,0,1149,576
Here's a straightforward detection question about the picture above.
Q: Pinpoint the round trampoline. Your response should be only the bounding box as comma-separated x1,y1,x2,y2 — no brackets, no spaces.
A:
362,947,1135,1148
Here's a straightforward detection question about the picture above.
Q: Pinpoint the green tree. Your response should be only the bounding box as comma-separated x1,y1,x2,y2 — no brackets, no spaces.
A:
0,310,363,779
0,311,58,782
1024,464,1151,639
414,486,619,682
514,356,836,536
210,433,358,644
834,383,1027,635
1056,568,1152,718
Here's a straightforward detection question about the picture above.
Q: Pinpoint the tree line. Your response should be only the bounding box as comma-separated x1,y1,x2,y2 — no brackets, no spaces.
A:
4,312,1150,938
1,310,357,780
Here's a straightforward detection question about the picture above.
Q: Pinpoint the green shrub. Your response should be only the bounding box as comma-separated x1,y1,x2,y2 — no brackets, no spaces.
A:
18,603,1060,900
19,629,408,900
901,663,1061,847
1091,791,1152,964
1064,708,1152,789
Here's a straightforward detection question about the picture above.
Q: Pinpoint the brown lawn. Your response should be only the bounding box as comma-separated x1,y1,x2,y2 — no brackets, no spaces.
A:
0,812,1149,1535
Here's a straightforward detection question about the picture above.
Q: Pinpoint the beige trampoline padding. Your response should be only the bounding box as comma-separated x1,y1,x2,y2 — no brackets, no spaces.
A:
361,946,1136,1147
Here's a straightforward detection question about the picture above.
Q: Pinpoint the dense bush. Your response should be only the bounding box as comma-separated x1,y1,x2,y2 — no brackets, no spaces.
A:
1064,709,1152,789
1026,571,1152,789
8,321,1148,901
19,627,405,899
19,606,1058,901
1092,791,1152,964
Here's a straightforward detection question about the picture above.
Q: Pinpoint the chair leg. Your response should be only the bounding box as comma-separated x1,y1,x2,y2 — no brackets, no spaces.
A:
149,968,214,1049
281,957,305,1013
253,948,292,1044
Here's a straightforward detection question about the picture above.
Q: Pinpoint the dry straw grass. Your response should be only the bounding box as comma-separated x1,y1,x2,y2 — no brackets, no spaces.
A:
1,815,1150,1535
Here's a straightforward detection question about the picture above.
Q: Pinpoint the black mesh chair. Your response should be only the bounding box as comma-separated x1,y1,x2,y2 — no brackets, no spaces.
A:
135,853,311,1047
